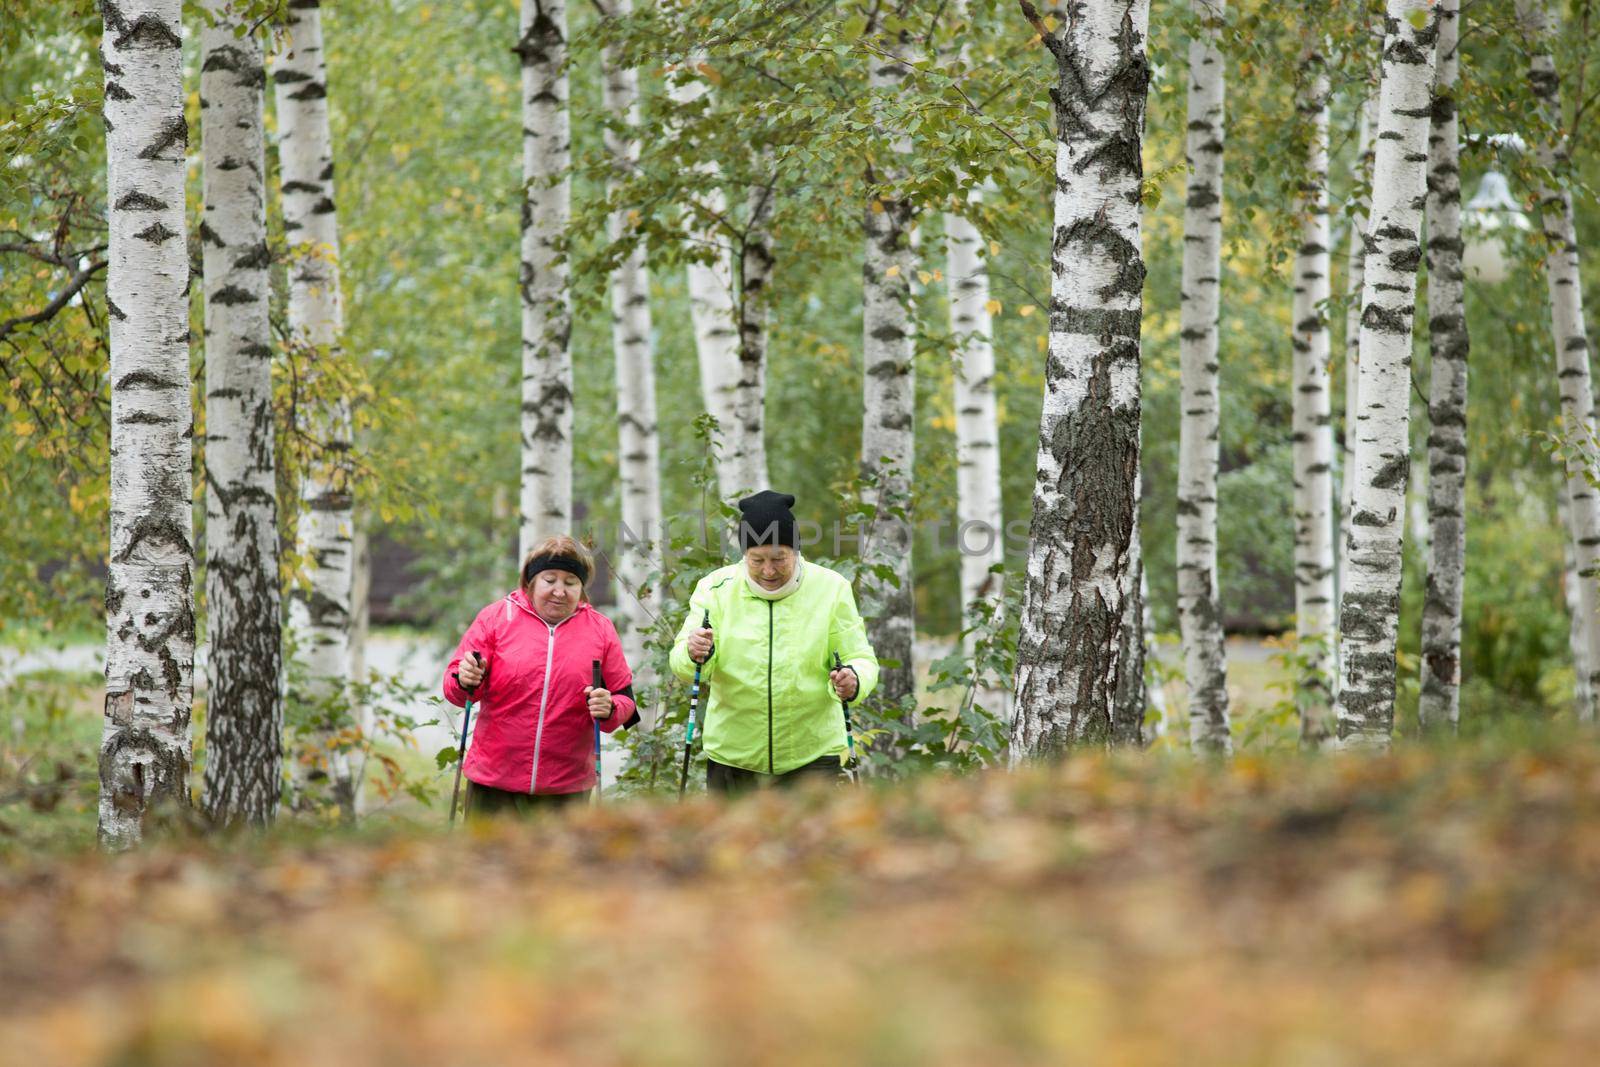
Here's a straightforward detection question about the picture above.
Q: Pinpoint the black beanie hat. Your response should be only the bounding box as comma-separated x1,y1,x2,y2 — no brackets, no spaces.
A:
738,490,798,550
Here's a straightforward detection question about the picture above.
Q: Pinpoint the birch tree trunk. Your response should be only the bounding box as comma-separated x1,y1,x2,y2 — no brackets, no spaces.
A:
1141,566,1172,739
1291,43,1336,743
946,2,1005,702
200,1,281,825
665,65,748,501
98,0,194,848
517,0,573,555
1177,0,1230,754
1419,0,1468,732
274,0,356,812
687,202,742,492
1112,501,1147,745
1565,531,1594,713
1336,0,1438,746
861,6,918,709
1010,0,1149,755
947,196,1005,667
1339,89,1378,622
731,179,774,496
600,0,663,688
346,520,370,815
1518,0,1600,720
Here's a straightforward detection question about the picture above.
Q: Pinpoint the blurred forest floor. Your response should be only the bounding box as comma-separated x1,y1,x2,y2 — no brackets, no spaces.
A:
3,733,1599,1065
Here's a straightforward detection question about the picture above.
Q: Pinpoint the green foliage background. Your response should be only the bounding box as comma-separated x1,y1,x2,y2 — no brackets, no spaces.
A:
3,0,1598,732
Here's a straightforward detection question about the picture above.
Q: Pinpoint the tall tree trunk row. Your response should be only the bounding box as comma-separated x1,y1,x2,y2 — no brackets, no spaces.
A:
1517,0,1600,721
1419,0,1469,732
600,0,664,687
201,1,282,825
1177,0,1231,754
274,0,356,811
1336,0,1438,746
665,64,759,501
860,6,919,711
1339,88,1377,625
946,201,1005,648
518,0,574,555
1291,42,1336,743
98,0,194,848
730,179,774,498
1010,0,1149,754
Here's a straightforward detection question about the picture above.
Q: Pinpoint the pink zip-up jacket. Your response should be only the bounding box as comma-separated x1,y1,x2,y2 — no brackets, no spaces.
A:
443,592,637,795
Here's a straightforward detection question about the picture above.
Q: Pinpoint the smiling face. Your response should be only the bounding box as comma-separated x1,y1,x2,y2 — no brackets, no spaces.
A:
530,568,583,624
744,545,797,590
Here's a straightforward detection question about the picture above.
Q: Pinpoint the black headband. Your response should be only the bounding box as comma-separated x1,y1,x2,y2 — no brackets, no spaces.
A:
523,555,589,586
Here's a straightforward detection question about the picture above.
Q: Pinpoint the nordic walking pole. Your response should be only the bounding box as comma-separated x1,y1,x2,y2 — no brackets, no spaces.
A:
679,611,711,799
833,651,858,775
592,659,605,801
448,651,484,827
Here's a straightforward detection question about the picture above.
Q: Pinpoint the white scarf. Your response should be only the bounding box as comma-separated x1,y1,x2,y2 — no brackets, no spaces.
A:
745,557,804,600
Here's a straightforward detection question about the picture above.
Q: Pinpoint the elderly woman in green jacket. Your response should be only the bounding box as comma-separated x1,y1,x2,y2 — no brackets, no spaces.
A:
670,490,879,793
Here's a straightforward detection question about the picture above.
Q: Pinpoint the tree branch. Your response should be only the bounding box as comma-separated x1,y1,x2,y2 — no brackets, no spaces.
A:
0,260,106,342
1016,0,1061,57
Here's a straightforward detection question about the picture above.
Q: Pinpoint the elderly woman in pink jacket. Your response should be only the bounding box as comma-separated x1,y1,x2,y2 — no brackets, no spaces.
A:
442,535,637,816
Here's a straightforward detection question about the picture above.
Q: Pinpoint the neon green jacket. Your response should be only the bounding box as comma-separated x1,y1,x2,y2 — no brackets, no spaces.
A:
670,560,879,775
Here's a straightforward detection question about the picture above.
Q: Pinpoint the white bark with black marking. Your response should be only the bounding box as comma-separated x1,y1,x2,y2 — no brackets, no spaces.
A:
1566,529,1593,713
599,0,662,682
1339,88,1377,622
732,179,774,497
98,0,194,848
274,0,355,809
945,1,1006,721
665,66,748,499
1419,0,1468,732
1010,0,1150,755
861,6,918,709
201,0,281,824
1176,0,1230,754
1291,44,1336,743
518,0,573,553
1518,0,1600,720
1336,0,1437,746
947,197,1005,664
1112,485,1148,745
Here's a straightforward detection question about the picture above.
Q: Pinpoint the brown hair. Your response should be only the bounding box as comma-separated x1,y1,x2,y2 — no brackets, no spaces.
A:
519,534,595,602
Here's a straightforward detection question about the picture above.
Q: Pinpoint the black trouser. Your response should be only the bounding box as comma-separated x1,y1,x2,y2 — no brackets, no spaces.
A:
466,781,590,818
706,755,845,796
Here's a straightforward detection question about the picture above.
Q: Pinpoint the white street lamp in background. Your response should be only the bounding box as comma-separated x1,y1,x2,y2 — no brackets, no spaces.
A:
1462,133,1531,285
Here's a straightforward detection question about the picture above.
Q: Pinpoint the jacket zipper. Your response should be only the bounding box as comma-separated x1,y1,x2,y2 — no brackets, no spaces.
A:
529,613,573,792
767,600,774,774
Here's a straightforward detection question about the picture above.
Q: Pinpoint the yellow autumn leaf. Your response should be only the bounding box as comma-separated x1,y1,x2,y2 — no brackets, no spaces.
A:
985,299,1002,315
989,241,1001,256
870,200,886,214
885,265,901,278
13,420,33,437
1019,305,1036,317
918,270,933,285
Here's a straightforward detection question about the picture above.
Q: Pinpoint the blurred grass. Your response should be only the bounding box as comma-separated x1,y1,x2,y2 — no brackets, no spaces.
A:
0,668,103,853
4,726,1600,1065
